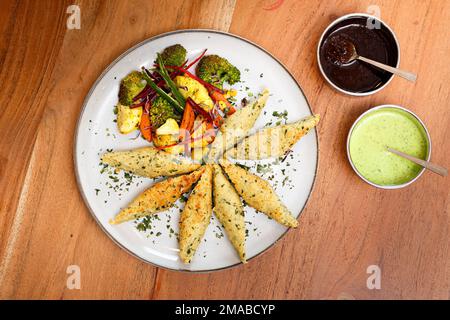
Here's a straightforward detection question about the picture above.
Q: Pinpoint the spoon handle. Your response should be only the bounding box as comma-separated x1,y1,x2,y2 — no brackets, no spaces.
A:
387,147,448,177
358,56,417,82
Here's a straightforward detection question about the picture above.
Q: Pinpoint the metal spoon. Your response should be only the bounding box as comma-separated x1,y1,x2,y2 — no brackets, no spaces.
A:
387,147,447,177
344,42,417,82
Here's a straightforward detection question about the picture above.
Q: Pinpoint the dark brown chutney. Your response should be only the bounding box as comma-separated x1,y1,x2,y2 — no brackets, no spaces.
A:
319,16,399,93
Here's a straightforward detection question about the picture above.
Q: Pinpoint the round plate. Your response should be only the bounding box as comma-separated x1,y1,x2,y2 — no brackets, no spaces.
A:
74,29,318,272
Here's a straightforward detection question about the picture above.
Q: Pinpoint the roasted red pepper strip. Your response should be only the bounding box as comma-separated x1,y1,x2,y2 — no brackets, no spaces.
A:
184,49,207,71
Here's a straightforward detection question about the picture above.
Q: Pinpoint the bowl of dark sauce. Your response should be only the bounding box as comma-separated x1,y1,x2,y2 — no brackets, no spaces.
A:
317,13,400,96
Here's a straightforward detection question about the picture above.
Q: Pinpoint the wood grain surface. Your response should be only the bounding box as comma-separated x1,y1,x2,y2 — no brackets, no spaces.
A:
0,0,449,299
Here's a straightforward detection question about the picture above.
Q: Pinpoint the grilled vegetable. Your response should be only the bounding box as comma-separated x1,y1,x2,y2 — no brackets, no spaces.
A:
139,109,152,142
117,103,142,134
174,75,214,111
160,44,187,67
156,53,186,108
141,70,184,113
179,101,195,141
152,133,178,148
156,118,180,135
150,97,181,130
119,71,146,106
209,90,236,115
196,54,240,89
167,66,224,94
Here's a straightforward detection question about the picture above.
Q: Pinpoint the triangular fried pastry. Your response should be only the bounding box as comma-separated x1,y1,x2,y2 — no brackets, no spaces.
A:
101,147,200,179
212,164,246,263
179,165,213,264
227,115,320,160
207,89,270,161
110,167,205,224
220,160,298,228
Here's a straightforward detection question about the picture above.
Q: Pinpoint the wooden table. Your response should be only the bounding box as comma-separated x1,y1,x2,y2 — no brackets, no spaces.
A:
1,0,449,300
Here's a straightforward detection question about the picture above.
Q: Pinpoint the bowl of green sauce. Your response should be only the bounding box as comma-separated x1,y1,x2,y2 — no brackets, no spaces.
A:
347,105,431,189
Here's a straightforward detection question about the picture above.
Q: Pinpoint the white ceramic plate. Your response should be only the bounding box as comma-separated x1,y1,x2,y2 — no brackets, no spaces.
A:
74,30,318,272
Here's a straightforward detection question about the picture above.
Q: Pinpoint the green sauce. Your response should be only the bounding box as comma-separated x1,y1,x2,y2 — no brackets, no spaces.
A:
349,107,429,186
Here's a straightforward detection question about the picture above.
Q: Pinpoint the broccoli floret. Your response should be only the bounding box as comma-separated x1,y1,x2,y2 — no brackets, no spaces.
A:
160,44,187,67
118,71,145,106
196,54,241,89
150,96,181,129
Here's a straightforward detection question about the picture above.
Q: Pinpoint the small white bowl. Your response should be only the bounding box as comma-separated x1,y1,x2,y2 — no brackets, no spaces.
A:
346,105,432,189
317,13,400,96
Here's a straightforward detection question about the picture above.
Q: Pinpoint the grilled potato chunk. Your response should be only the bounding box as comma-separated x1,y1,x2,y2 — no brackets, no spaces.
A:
220,160,298,228
212,164,246,263
174,75,214,111
117,104,142,134
227,115,320,160
156,118,180,135
110,167,205,224
101,147,200,178
179,165,213,263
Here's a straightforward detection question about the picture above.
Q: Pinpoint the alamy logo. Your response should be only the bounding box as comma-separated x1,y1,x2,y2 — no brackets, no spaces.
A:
366,265,381,290
66,5,81,30
366,5,381,30
66,265,81,289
